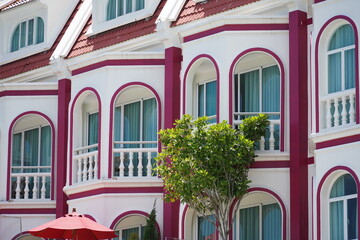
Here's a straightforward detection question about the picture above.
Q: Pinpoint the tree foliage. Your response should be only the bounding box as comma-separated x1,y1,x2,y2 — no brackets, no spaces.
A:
156,114,269,240
144,201,159,240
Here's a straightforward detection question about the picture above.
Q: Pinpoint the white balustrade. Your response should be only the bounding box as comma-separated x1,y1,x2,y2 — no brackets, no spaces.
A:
233,112,281,151
321,89,356,130
73,145,99,183
11,172,51,200
113,141,158,178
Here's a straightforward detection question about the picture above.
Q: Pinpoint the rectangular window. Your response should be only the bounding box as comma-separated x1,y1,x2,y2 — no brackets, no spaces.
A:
28,18,34,46
198,215,216,240
87,112,99,151
197,80,217,123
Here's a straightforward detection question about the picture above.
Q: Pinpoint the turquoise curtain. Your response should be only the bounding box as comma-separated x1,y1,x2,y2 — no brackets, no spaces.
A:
11,25,20,52
330,201,344,240
262,66,280,118
330,174,356,198
328,53,342,93
118,0,124,16
20,21,26,48
348,198,358,239
136,0,144,10
329,24,355,50
114,106,122,142
88,112,99,151
328,24,355,93
206,81,217,123
40,126,51,170
198,215,216,240
345,48,355,89
262,204,281,240
124,102,140,175
126,0,132,13
28,19,34,45
24,128,39,172
240,70,260,114
142,98,157,146
36,17,44,44
240,206,260,240
107,0,117,20
198,84,205,117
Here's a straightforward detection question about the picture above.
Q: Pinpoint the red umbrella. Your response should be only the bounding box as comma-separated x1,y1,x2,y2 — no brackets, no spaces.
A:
28,209,117,240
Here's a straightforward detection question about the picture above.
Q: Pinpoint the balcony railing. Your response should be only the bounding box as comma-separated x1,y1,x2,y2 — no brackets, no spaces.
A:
113,141,158,178
73,144,99,184
11,168,51,200
321,89,356,130
234,112,280,151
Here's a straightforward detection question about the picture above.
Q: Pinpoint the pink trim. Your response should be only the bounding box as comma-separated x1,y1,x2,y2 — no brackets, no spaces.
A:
0,90,58,97
108,82,162,178
6,111,56,201
316,134,360,149
11,231,32,240
69,88,102,185
84,214,96,222
316,166,360,240
110,210,161,240
314,0,325,3
68,186,164,200
315,16,359,131
184,24,289,43
72,59,165,76
228,48,285,151
250,161,290,168
182,54,220,123
289,10,309,240
308,157,315,165
56,79,71,218
228,187,287,240
1,208,56,214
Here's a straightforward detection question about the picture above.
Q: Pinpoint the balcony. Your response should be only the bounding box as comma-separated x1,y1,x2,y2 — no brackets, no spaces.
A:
233,112,280,151
113,141,158,178
73,144,99,184
321,89,356,130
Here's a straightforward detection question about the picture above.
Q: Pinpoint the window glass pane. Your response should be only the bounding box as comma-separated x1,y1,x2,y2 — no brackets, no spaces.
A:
198,84,205,117
205,81,217,123
28,19,34,46
239,70,260,113
198,215,216,240
136,0,144,10
122,227,139,239
24,128,39,171
107,0,117,20
345,48,355,90
262,65,280,118
114,106,122,142
40,125,51,169
347,198,358,240
12,133,22,169
329,24,355,51
328,53,342,93
142,98,157,145
240,206,260,240
118,0,124,16
11,25,20,52
20,21,27,48
36,17,44,44
262,203,281,240
330,174,357,198
126,0,132,13
330,201,344,240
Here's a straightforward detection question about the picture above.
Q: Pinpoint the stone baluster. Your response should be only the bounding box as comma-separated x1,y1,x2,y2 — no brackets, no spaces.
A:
88,155,94,180
147,152,153,177
82,157,88,182
341,95,347,125
119,152,125,177
326,99,332,128
269,123,275,151
93,154,98,180
41,176,46,199
334,98,340,127
260,136,265,151
129,152,134,177
24,176,29,199
15,176,21,199
33,176,38,200
349,95,355,124
77,158,82,183
138,151,143,177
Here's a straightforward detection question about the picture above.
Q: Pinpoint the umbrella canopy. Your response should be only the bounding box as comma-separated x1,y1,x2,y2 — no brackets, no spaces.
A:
28,209,117,240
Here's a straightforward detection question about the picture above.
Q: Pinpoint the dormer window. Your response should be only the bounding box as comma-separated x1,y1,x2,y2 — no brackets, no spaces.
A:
106,0,145,21
11,17,44,52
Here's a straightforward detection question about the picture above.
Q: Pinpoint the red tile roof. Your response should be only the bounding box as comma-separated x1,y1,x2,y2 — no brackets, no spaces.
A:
67,1,166,59
0,0,84,80
172,0,260,27
0,0,33,12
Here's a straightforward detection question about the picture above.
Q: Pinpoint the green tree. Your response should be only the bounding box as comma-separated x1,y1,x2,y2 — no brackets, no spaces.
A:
144,201,159,240
156,114,269,240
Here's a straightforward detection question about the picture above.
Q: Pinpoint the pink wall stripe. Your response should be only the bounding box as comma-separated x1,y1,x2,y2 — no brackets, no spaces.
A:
0,90,58,97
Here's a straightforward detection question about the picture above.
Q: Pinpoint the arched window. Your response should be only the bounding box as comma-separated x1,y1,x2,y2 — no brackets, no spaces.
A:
197,215,216,240
11,17,44,52
15,234,43,240
113,215,147,240
106,0,145,21
329,174,358,240
11,115,52,200
328,24,355,94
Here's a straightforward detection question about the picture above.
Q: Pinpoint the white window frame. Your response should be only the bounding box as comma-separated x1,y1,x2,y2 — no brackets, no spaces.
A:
196,79,217,121
12,125,52,172
86,111,99,147
11,17,44,52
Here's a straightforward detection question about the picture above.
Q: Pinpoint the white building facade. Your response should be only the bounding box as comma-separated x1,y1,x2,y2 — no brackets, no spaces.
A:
0,0,359,239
